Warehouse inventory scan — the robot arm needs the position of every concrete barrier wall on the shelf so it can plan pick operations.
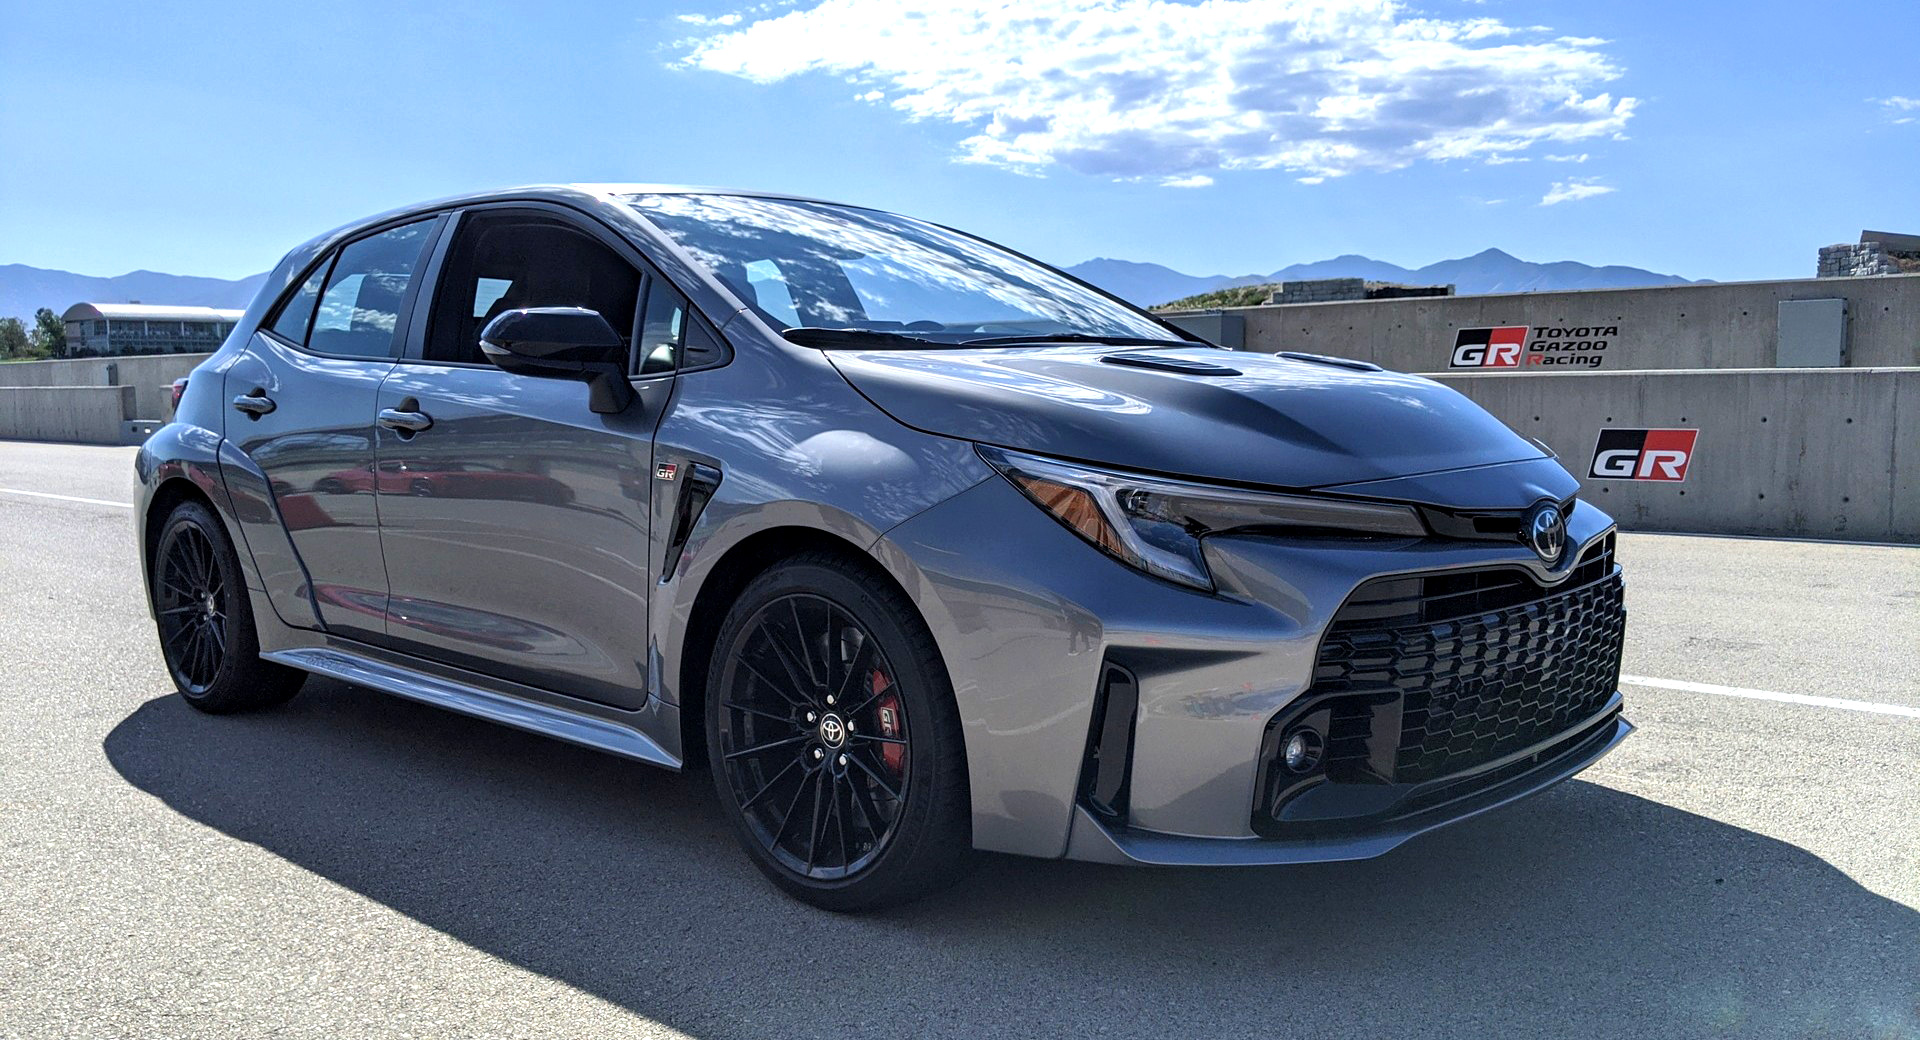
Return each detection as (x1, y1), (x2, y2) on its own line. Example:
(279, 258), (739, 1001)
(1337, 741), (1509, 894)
(0, 353), (211, 421)
(1171, 274), (1920, 374)
(0, 385), (138, 445)
(1431, 368), (1916, 543)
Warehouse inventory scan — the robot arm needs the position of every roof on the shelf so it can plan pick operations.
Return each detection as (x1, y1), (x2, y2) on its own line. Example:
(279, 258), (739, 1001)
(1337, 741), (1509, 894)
(62, 303), (246, 323)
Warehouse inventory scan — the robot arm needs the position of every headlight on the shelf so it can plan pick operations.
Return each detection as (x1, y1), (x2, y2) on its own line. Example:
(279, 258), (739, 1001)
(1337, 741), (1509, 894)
(978, 446), (1427, 591)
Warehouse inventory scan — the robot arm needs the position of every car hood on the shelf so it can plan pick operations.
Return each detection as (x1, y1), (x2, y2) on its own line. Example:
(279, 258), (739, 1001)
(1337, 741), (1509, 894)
(828, 345), (1554, 495)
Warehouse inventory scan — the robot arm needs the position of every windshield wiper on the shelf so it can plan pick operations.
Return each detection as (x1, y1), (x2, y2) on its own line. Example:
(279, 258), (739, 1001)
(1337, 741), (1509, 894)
(956, 333), (1196, 348)
(780, 327), (943, 350)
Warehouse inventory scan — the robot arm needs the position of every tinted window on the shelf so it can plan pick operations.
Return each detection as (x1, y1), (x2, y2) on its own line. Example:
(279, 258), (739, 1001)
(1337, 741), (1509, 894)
(308, 220), (434, 359)
(425, 212), (640, 366)
(636, 278), (687, 375)
(267, 261), (328, 344)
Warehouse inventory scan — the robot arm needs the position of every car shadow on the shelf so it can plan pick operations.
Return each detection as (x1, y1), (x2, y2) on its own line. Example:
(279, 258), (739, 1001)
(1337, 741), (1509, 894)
(104, 681), (1920, 1039)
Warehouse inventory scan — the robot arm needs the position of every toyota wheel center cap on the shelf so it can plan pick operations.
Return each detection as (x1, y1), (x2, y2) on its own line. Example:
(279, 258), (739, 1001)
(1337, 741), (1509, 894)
(818, 713), (847, 749)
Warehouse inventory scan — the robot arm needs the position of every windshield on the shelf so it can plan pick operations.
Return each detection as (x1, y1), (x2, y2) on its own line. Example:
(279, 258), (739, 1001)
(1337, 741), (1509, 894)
(624, 193), (1183, 346)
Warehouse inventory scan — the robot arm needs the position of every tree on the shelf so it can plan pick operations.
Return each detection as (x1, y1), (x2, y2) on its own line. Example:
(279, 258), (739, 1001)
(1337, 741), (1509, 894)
(0, 317), (29, 359)
(30, 307), (67, 357)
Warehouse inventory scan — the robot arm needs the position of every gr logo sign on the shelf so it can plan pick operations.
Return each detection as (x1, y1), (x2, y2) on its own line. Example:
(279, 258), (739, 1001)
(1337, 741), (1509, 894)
(1589, 428), (1699, 482)
(1449, 326), (1528, 368)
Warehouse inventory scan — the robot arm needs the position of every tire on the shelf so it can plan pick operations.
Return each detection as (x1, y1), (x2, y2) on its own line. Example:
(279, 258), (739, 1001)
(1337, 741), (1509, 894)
(149, 499), (306, 714)
(706, 552), (972, 911)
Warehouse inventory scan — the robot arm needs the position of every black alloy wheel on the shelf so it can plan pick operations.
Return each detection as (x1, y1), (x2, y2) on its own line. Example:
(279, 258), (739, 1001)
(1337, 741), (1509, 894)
(149, 500), (305, 713)
(707, 553), (970, 911)
(718, 593), (910, 880)
(154, 518), (229, 696)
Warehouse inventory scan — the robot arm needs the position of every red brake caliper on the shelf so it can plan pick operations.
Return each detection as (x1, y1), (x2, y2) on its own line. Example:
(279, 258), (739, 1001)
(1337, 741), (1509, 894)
(870, 669), (905, 775)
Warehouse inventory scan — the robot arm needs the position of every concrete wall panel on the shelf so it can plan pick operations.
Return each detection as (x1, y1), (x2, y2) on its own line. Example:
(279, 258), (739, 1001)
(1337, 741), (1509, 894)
(0, 385), (137, 445)
(0, 353), (212, 420)
(1434, 368), (1916, 542)
(1179, 274), (1920, 374)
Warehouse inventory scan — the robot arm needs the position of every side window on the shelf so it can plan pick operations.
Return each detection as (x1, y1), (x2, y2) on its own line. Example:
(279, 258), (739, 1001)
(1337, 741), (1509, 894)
(636, 278), (687, 375)
(308, 220), (435, 359)
(267, 261), (328, 344)
(425, 212), (640, 366)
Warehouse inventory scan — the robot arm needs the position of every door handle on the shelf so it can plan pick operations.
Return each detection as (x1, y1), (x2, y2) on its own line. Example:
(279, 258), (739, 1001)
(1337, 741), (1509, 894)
(377, 405), (433, 433)
(232, 389), (275, 417)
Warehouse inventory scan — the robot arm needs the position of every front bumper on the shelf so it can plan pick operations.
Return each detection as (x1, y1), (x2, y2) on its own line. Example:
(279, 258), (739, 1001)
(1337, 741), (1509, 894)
(1063, 701), (1630, 866)
(873, 473), (1628, 862)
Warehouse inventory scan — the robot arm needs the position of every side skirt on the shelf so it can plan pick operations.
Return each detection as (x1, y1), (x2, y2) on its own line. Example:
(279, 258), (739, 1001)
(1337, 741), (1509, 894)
(262, 645), (680, 770)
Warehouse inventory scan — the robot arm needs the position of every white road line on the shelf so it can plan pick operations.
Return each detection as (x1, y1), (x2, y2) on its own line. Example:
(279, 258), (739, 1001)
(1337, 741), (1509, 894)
(1622, 674), (1920, 720)
(0, 487), (132, 509)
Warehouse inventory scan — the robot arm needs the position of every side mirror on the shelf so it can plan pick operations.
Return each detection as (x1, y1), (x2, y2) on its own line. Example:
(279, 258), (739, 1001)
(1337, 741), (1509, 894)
(478, 307), (634, 414)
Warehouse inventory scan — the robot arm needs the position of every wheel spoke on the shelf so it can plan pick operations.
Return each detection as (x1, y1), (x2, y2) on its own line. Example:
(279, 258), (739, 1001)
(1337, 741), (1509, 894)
(755, 626), (816, 702)
(833, 772), (850, 869)
(852, 733), (907, 746)
(848, 773), (887, 844)
(787, 599), (821, 688)
(737, 657), (810, 710)
(803, 764), (829, 872)
(722, 699), (801, 728)
(772, 768), (816, 846)
(831, 635), (873, 708)
(723, 733), (808, 761)
(160, 605), (198, 617)
(737, 758), (801, 811)
(847, 750), (903, 802)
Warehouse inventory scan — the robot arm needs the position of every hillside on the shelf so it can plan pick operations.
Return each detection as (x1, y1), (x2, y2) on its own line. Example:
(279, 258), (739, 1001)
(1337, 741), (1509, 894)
(1068, 248), (1702, 308)
(0, 264), (265, 323)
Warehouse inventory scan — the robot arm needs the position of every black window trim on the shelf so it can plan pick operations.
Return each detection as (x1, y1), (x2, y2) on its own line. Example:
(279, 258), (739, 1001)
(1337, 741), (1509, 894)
(257, 214), (449, 362)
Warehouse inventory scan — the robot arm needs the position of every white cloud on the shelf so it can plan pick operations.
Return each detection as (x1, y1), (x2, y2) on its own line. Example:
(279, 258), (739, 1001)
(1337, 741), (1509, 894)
(1544, 152), (1589, 162)
(1876, 96), (1919, 125)
(675, 0), (1636, 184)
(1161, 174), (1214, 188)
(1540, 177), (1615, 206)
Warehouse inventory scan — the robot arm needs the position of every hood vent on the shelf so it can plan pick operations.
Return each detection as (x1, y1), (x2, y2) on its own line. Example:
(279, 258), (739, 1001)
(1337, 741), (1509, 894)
(1100, 352), (1242, 377)
(1277, 351), (1382, 372)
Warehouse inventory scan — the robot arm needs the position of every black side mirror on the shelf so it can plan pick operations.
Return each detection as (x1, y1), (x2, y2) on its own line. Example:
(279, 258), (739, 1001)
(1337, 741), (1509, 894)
(478, 307), (634, 414)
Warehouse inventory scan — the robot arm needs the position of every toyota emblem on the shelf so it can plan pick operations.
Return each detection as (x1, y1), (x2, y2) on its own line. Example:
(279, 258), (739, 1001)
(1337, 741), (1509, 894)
(1523, 502), (1567, 564)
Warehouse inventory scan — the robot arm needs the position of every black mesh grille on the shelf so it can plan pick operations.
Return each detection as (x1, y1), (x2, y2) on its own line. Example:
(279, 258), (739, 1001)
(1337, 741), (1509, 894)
(1311, 543), (1625, 785)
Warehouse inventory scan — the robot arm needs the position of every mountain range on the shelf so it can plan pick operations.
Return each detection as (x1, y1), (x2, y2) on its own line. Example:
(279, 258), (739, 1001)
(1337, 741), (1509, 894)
(1, 247), (1699, 323)
(1063, 248), (1702, 307)
(0, 265), (265, 325)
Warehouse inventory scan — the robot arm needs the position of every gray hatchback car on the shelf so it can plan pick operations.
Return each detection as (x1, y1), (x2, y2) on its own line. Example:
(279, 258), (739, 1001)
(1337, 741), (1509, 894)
(136, 184), (1630, 909)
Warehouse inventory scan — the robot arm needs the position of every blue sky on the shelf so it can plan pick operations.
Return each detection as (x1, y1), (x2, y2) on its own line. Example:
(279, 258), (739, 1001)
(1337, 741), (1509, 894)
(2, 0), (1914, 282)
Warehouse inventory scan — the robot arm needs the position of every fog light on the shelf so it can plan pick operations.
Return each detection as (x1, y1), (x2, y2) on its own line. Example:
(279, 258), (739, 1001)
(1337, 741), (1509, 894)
(1283, 729), (1322, 773)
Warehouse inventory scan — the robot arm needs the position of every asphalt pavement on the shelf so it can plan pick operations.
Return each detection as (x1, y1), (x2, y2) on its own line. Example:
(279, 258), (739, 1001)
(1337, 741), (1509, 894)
(2, 440), (1916, 1039)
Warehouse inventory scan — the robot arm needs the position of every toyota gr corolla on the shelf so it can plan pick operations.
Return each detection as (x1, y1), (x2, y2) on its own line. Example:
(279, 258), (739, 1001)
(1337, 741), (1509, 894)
(137, 185), (1630, 910)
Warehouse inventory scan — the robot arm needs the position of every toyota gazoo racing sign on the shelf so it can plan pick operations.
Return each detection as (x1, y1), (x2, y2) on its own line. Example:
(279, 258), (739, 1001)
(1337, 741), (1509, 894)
(1588, 428), (1699, 481)
(1449, 325), (1617, 368)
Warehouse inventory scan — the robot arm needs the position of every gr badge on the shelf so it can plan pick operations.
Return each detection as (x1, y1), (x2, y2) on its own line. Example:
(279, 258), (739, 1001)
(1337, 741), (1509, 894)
(1449, 326), (1528, 368)
(1589, 428), (1698, 482)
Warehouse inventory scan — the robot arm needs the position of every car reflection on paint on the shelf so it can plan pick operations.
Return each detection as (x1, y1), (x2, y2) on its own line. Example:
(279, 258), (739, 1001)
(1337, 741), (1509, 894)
(314, 459), (574, 505)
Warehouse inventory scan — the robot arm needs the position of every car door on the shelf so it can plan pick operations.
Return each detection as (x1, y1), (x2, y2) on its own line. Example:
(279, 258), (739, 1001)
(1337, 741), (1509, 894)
(222, 217), (442, 642)
(367, 205), (685, 708)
